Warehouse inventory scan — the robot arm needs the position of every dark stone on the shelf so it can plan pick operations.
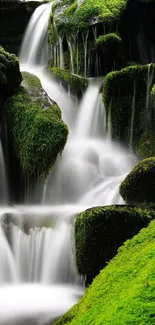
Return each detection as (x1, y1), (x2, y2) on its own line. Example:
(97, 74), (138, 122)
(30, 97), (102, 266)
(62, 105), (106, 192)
(0, 0), (40, 55)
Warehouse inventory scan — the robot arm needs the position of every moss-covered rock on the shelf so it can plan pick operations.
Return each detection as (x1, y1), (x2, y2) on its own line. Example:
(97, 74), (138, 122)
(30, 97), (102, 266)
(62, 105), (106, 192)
(50, 67), (87, 97)
(5, 72), (68, 178)
(120, 157), (155, 205)
(75, 205), (154, 279)
(103, 64), (155, 154)
(49, 0), (128, 76)
(94, 33), (124, 73)
(53, 0), (127, 32)
(54, 218), (155, 325)
(0, 46), (22, 96)
(96, 33), (122, 51)
(137, 132), (155, 158)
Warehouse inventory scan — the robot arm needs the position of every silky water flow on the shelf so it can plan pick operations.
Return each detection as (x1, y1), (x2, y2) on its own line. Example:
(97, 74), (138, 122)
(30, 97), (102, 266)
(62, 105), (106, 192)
(0, 2), (137, 325)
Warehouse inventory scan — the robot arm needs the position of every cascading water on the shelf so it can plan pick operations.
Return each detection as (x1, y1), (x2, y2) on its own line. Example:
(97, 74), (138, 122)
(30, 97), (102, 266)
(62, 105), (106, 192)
(0, 2), (138, 325)
(0, 141), (8, 203)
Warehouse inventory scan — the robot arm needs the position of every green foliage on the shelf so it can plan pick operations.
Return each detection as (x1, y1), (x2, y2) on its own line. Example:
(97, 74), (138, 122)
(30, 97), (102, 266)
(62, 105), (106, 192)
(137, 132), (155, 158)
(75, 205), (154, 277)
(50, 67), (87, 96)
(96, 33), (123, 60)
(120, 157), (155, 205)
(151, 83), (155, 101)
(0, 46), (22, 95)
(96, 33), (121, 47)
(52, 0), (127, 32)
(54, 219), (155, 325)
(5, 73), (68, 178)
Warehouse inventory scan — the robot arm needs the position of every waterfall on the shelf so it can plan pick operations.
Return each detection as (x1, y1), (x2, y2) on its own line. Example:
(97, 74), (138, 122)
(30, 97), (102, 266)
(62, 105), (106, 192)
(20, 3), (52, 69)
(0, 206), (83, 324)
(0, 2), (138, 324)
(83, 30), (89, 77)
(93, 26), (100, 76)
(145, 64), (154, 132)
(129, 84), (136, 150)
(0, 141), (8, 204)
(67, 38), (75, 74)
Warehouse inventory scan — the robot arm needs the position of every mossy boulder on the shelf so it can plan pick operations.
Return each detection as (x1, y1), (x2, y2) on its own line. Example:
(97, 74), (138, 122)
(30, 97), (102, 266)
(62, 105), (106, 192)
(94, 33), (124, 72)
(0, 46), (22, 96)
(5, 72), (68, 178)
(53, 0), (127, 32)
(96, 33), (122, 54)
(50, 67), (87, 97)
(75, 205), (154, 279)
(103, 64), (155, 154)
(120, 157), (155, 205)
(54, 219), (155, 325)
(49, 0), (128, 76)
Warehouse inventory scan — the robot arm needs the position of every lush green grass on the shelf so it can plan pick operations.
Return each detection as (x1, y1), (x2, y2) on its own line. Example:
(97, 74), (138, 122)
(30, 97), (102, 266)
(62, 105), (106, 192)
(54, 219), (155, 325)
(5, 73), (68, 178)
(120, 157), (155, 205)
(75, 205), (154, 278)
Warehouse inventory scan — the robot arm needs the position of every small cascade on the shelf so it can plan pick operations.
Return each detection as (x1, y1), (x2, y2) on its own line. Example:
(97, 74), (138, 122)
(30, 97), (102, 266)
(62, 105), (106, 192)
(0, 225), (17, 284)
(145, 64), (154, 132)
(0, 207), (80, 285)
(67, 37), (75, 74)
(59, 35), (64, 68)
(20, 3), (52, 68)
(83, 30), (89, 77)
(0, 141), (8, 204)
(0, 206), (83, 324)
(107, 99), (112, 141)
(75, 78), (105, 138)
(52, 21), (64, 69)
(129, 84), (136, 150)
(92, 26), (100, 76)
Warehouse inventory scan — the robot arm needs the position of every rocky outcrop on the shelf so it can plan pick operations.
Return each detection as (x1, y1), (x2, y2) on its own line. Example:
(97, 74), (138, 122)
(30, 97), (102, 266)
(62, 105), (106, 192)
(0, 0), (40, 54)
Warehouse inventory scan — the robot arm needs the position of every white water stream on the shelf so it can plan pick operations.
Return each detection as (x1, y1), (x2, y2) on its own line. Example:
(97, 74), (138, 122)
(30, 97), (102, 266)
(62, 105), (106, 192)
(0, 2), (138, 325)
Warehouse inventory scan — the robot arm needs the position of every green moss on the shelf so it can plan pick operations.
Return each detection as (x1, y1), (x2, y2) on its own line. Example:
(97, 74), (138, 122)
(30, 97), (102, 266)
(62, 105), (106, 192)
(137, 132), (155, 158)
(54, 219), (155, 325)
(5, 73), (68, 178)
(96, 33), (121, 47)
(52, 0), (127, 33)
(103, 64), (155, 151)
(151, 83), (155, 101)
(50, 67), (87, 96)
(75, 205), (154, 277)
(0, 46), (22, 95)
(96, 33), (123, 61)
(120, 157), (155, 205)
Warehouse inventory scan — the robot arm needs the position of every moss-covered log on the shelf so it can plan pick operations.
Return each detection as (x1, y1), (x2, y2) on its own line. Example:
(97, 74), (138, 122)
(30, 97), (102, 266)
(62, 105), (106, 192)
(54, 219), (155, 325)
(120, 157), (155, 205)
(75, 205), (154, 279)
(5, 72), (68, 178)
